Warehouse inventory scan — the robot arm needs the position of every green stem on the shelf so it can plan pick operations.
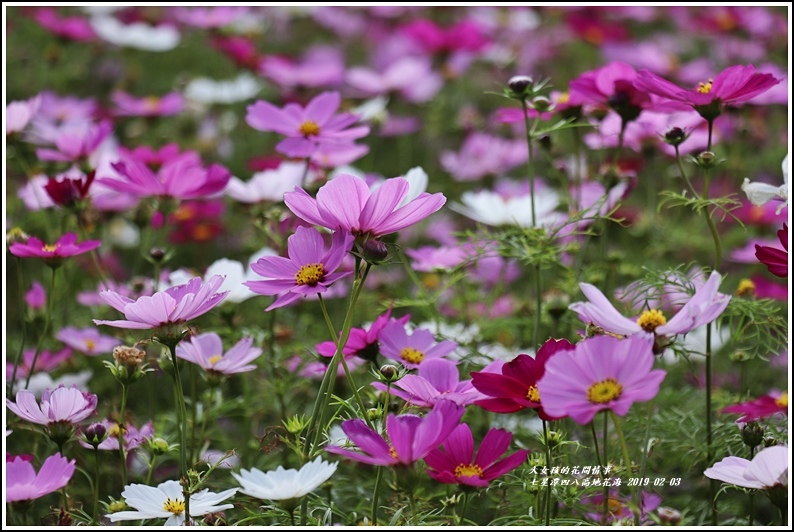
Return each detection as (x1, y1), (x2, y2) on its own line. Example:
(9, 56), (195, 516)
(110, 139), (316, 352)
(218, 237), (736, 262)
(371, 466), (384, 526)
(590, 422), (602, 468)
(118, 383), (129, 487)
(609, 411), (632, 483)
(93, 449), (101, 524)
(9, 257), (28, 395)
(24, 267), (57, 390)
(706, 323), (716, 526)
(602, 412), (609, 525)
(542, 420), (552, 526)
(166, 342), (190, 520)
(145, 451), (157, 486)
(521, 100), (544, 348)
(189, 364), (198, 464)
(458, 490), (470, 526)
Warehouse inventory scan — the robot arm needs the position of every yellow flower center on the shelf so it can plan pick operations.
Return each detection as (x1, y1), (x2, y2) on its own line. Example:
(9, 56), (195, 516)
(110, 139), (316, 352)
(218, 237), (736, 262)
(636, 309), (667, 332)
(527, 385), (540, 402)
(42, 244), (58, 252)
(587, 378), (623, 404)
(295, 263), (326, 286)
(607, 497), (624, 512)
(400, 347), (425, 364)
(163, 497), (185, 516)
(84, 339), (96, 352)
(557, 91), (570, 104)
(144, 96), (161, 112)
(736, 279), (756, 297)
(454, 463), (484, 478)
(696, 79), (713, 94)
(775, 392), (788, 408)
(209, 355), (223, 366)
(298, 120), (321, 137)
(389, 446), (398, 460)
(107, 424), (127, 438)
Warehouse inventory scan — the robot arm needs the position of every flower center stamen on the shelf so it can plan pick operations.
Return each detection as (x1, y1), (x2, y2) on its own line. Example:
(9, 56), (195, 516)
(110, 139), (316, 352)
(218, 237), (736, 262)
(736, 279), (756, 297)
(107, 424), (127, 438)
(636, 309), (667, 332)
(144, 96), (161, 112)
(42, 244), (58, 252)
(388, 446), (398, 460)
(399, 347), (424, 364)
(295, 263), (326, 286)
(209, 355), (223, 366)
(527, 385), (540, 402)
(454, 463), (484, 478)
(163, 497), (185, 516)
(298, 120), (321, 137)
(84, 339), (97, 352)
(697, 79), (713, 94)
(775, 392), (788, 408)
(587, 378), (623, 404)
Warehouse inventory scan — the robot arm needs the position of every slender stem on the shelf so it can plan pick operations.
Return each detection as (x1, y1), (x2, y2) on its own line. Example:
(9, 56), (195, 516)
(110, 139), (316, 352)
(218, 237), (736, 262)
(289, 507), (296, 527)
(24, 267), (57, 389)
(590, 422), (602, 468)
(521, 99), (538, 228)
(602, 412), (609, 524)
(609, 411), (632, 481)
(706, 322), (716, 526)
(118, 383), (129, 487)
(542, 420), (552, 526)
(458, 490), (470, 526)
(145, 452), (157, 486)
(166, 343), (190, 520)
(300, 156), (312, 187)
(371, 466), (384, 526)
(9, 257), (29, 395)
(93, 449), (101, 523)
(189, 364), (198, 464)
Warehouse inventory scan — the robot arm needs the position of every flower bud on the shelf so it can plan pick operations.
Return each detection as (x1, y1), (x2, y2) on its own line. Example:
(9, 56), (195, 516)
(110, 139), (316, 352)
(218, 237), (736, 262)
(106, 499), (127, 513)
(657, 506), (682, 525)
(740, 421), (764, 448)
(696, 151), (717, 169)
(114, 345), (146, 368)
(378, 364), (399, 383)
(663, 127), (688, 147)
(508, 75), (533, 96)
(532, 96), (551, 112)
(149, 247), (167, 262)
(149, 437), (170, 456)
(84, 422), (108, 448)
(6, 227), (30, 246)
(366, 408), (382, 421)
(362, 240), (388, 264)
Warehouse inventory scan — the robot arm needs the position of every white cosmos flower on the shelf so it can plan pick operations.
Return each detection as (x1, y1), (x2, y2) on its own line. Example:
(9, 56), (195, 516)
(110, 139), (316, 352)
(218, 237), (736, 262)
(107, 480), (236, 526)
(741, 154), (789, 214)
(225, 162), (309, 204)
(450, 187), (561, 227)
(91, 16), (180, 51)
(232, 456), (337, 501)
(185, 73), (263, 105)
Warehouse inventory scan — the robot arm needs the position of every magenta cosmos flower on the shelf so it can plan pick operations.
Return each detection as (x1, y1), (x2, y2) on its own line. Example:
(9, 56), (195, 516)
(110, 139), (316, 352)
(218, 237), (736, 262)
(7, 385), (98, 426)
(111, 90), (185, 117)
(36, 120), (112, 163)
(371, 358), (484, 408)
(325, 400), (464, 466)
(285, 173), (446, 239)
(176, 332), (262, 375)
(6, 453), (76, 503)
(634, 64), (781, 120)
(704, 445), (788, 489)
(755, 224), (788, 278)
(9, 232), (101, 268)
(471, 338), (574, 420)
(569, 61), (652, 122)
(93, 276), (228, 336)
(424, 423), (528, 488)
(722, 391), (788, 423)
(537, 334), (666, 425)
(100, 157), (231, 201)
(246, 91), (369, 157)
(379, 321), (458, 370)
(569, 271), (730, 338)
(56, 326), (121, 356)
(244, 226), (353, 311)
(316, 307), (411, 362)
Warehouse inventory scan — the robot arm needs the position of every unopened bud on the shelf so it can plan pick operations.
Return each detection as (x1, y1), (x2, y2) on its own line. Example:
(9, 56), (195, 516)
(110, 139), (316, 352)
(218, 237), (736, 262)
(740, 421), (764, 448)
(84, 423), (108, 448)
(6, 227), (30, 246)
(663, 127), (688, 147)
(149, 437), (170, 455)
(379, 364), (399, 383)
(366, 408), (381, 421)
(508, 75), (533, 95)
(362, 240), (388, 264)
(657, 506), (682, 525)
(113, 345), (146, 368)
(149, 247), (167, 262)
(532, 96), (551, 112)
(107, 499), (127, 513)
(696, 151), (717, 168)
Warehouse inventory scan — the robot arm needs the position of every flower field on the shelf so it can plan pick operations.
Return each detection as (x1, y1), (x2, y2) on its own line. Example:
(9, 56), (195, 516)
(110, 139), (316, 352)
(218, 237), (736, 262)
(4, 5), (790, 528)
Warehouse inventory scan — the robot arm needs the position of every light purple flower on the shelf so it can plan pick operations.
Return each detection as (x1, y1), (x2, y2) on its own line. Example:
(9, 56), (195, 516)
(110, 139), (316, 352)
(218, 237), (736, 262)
(406, 245), (467, 272)
(704, 445), (788, 489)
(93, 275), (229, 332)
(440, 132), (527, 182)
(260, 46), (345, 89)
(569, 271), (730, 337)
(6, 347), (72, 379)
(6, 453), (76, 503)
(347, 56), (442, 103)
(79, 420), (154, 452)
(537, 334), (666, 425)
(245, 227), (353, 311)
(35, 120), (112, 163)
(56, 326), (121, 356)
(225, 162), (309, 204)
(176, 333), (262, 375)
(324, 400), (465, 466)
(246, 91), (369, 158)
(284, 173), (446, 238)
(6, 95), (41, 135)
(7, 385), (98, 426)
(316, 307), (411, 361)
(170, 6), (249, 29)
(24, 281), (46, 310)
(379, 321), (458, 370)
(111, 90), (185, 117)
(372, 358), (484, 407)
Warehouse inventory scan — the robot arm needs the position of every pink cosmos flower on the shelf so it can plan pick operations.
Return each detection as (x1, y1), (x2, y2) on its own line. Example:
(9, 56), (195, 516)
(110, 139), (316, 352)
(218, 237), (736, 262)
(176, 333), (262, 375)
(752, 275), (787, 301)
(44, 169), (95, 209)
(260, 46), (345, 90)
(245, 227), (353, 312)
(570, 61), (653, 122)
(111, 90), (185, 117)
(569, 271), (730, 337)
(246, 91), (369, 158)
(471, 338), (574, 420)
(78, 420), (154, 452)
(440, 132), (527, 182)
(35, 120), (112, 163)
(400, 18), (490, 54)
(379, 321), (458, 370)
(9, 232), (101, 267)
(634, 64), (781, 120)
(24, 281), (46, 310)
(93, 275), (229, 332)
(6, 95), (41, 135)
(755, 224), (787, 278)
(55, 326), (121, 356)
(6, 453), (76, 503)
(316, 308), (411, 362)
(704, 445), (788, 489)
(406, 245), (467, 272)
(347, 56), (442, 103)
(6, 347), (72, 379)
(372, 358), (484, 408)
(722, 391), (788, 423)
(225, 161), (309, 204)
(7, 385), (98, 426)
(581, 490), (662, 525)
(537, 334), (666, 425)
(170, 6), (249, 28)
(424, 423), (529, 487)
(28, 7), (96, 41)
(284, 173), (446, 239)
(324, 400), (465, 466)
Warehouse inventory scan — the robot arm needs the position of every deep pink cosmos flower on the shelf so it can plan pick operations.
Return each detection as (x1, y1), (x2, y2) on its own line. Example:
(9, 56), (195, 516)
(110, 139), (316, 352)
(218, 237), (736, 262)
(6, 453), (76, 503)
(93, 275), (229, 333)
(424, 423), (529, 488)
(316, 308), (411, 362)
(35, 120), (112, 163)
(28, 7), (96, 42)
(260, 46), (345, 90)
(634, 64), (781, 120)
(755, 224), (788, 277)
(244, 227), (353, 311)
(722, 391), (788, 423)
(78, 420), (154, 452)
(372, 358), (484, 408)
(570, 61), (653, 122)
(471, 338), (574, 420)
(111, 90), (185, 118)
(379, 321), (458, 370)
(704, 445), (788, 489)
(44, 169), (95, 209)
(246, 91), (369, 158)
(6, 347), (72, 379)
(569, 271), (730, 337)
(400, 18), (490, 54)
(99, 157), (231, 201)
(7, 385), (98, 426)
(284, 173), (446, 239)
(176, 333), (262, 375)
(537, 334), (666, 425)
(55, 326), (121, 356)
(9, 232), (101, 268)
(325, 400), (464, 466)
